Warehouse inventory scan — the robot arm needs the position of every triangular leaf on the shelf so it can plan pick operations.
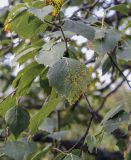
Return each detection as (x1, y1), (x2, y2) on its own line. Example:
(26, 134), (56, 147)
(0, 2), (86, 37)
(63, 20), (95, 40)
(29, 6), (53, 21)
(47, 58), (90, 104)
(93, 29), (120, 55)
(36, 42), (66, 67)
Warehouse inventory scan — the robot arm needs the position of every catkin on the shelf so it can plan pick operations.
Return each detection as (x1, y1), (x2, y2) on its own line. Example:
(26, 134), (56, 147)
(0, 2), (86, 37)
(45, 0), (63, 16)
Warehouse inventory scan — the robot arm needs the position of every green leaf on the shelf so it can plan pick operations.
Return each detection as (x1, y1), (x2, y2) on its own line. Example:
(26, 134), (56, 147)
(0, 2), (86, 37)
(9, 9), (52, 38)
(54, 153), (65, 160)
(12, 62), (38, 87)
(64, 154), (80, 160)
(16, 63), (44, 96)
(102, 105), (124, 122)
(3, 141), (36, 160)
(5, 106), (30, 137)
(38, 118), (55, 133)
(116, 139), (126, 152)
(93, 29), (120, 55)
(47, 58), (90, 104)
(102, 56), (112, 75)
(69, 0), (83, 6)
(108, 4), (129, 16)
(63, 20), (95, 40)
(40, 68), (52, 95)
(36, 42), (66, 67)
(45, 31), (75, 39)
(0, 94), (16, 116)
(86, 135), (96, 153)
(101, 105), (130, 133)
(29, 6), (53, 21)
(95, 29), (106, 39)
(29, 89), (61, 132)
(31, 0), (45, 8)
(41, 40), (56, 50)
(13, 38), (43, 56)
(17, 51), (38, 65)
(7, 3), (27, 20)
(117, 40), (131, 61)
(102, 114), (129, 133)
(14, 47), (40, 65)
(26, 144), (51, 160)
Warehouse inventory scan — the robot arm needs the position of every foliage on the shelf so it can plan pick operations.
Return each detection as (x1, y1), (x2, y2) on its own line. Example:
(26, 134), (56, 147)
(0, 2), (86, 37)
(0, 0), (131, 160)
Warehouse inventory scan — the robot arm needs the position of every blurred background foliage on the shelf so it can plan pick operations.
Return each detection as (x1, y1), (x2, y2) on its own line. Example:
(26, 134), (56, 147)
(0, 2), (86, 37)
(0, 0), (131, 160)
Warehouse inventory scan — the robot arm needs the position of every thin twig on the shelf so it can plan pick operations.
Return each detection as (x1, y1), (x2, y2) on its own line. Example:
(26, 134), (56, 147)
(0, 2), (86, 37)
(44, 19), (69, 57)
(79, 116), (93, 156)
(68, 94), (96, 153)
(68, 115), (93, 154)
(53, 147), (66, 155)
(59, 26), (69, 56)
(44, 19), (61, 28)
(84, 94), (97, 120)
(84, 56), (96, 65)
(70, 0), (99, 18)
(107, 53), (131, 89)
(57, 13), (68, 55)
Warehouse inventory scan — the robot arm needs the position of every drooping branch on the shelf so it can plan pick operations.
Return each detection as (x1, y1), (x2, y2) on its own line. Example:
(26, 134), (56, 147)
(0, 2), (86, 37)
(32, 133), (124, 160)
